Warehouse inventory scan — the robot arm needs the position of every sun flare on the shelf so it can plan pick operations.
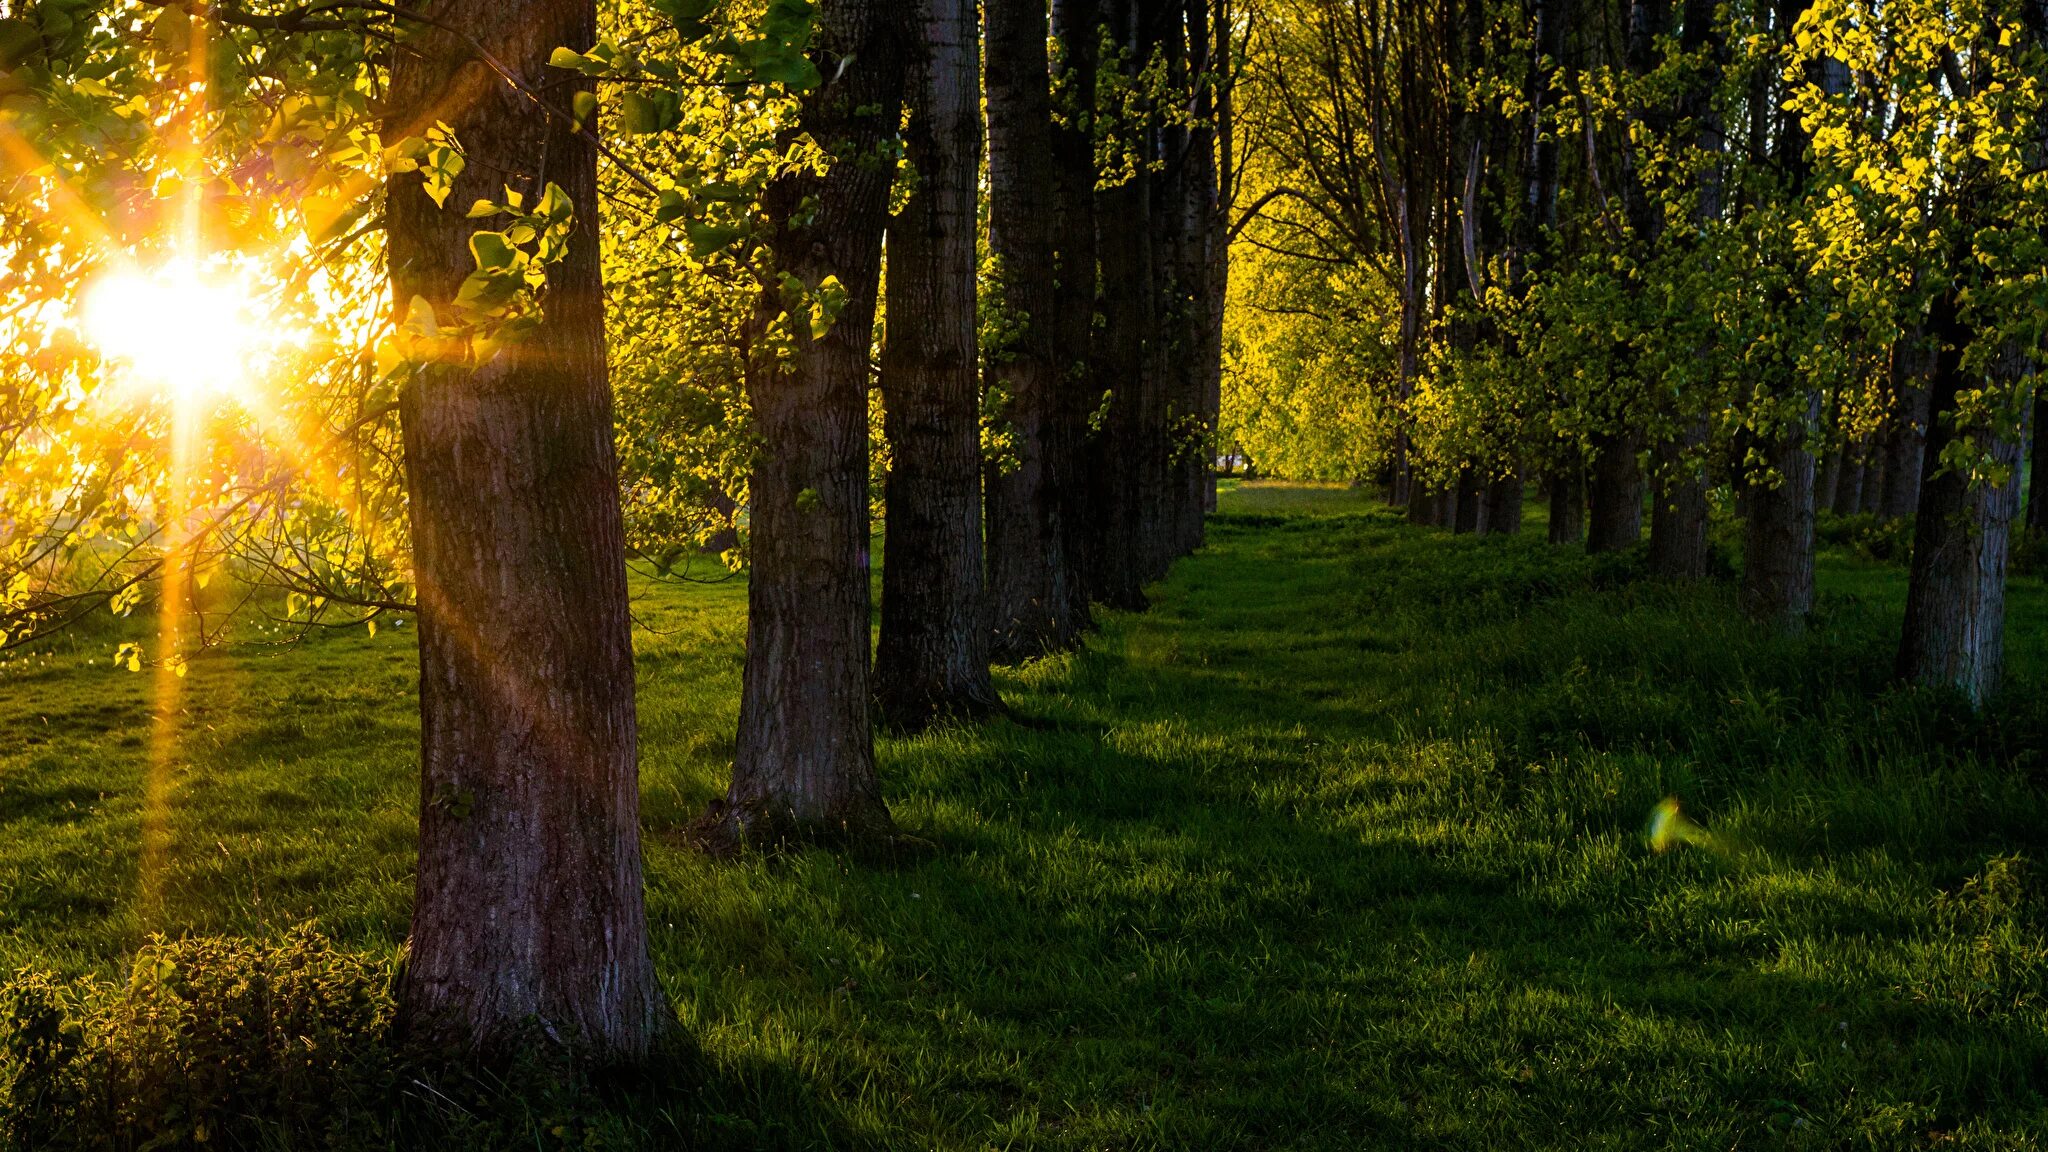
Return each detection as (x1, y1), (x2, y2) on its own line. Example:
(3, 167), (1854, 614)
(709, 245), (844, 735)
(81, 257), (270, 404)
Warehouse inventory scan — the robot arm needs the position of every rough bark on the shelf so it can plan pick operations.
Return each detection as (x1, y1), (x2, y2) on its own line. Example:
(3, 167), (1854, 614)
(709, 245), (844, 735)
(1740, 393), (1820, 629)
(1548, 466), (1585, 545)
(714, 0), (907, 846)
(1587, 430), (1645, 552)
(1897, 308), (2028, 705)
(384, 0), (664, 1058)
(878, 0), (995, 725)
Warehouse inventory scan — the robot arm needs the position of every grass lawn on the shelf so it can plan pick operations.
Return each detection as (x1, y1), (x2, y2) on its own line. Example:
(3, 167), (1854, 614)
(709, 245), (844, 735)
(2, 480), (2046, 1148)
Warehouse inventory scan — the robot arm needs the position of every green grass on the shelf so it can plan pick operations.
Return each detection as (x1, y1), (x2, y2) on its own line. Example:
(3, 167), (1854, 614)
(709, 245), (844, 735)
(3, 480), (2047, 1148)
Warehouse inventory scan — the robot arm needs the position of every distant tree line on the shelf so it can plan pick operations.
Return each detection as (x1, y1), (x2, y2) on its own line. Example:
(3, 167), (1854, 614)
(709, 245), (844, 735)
(1227, 0), (2048, 705)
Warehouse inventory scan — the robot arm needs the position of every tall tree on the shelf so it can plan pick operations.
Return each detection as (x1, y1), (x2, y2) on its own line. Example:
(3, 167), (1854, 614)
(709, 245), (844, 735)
(1645, 0), (1724, 580)
(878, 0), (996, 724)
(1739, 0), (1825, 628)
(384, 0), (665, 1056)
(1051, 0), (1103, 628)
(986, 0), (1084, 656)
(708, 0), (908, 844)
(1090, 0), (1157, 609)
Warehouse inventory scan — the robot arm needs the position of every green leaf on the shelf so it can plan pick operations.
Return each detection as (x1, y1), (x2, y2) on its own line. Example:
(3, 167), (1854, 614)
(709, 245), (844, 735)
(468, 231), (520, 271)
(454, 268), (524, 315)
(651, 0), (719, 39)
(464, 199), (502, 219)
(570, 90), (597, 128)
(654, 188), (690, 222)
(686, 221), (747, 257)
(620, 89), (681, 134)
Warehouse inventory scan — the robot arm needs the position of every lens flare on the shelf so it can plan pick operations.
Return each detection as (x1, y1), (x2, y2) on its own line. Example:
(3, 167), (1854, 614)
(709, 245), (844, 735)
(81, 257), (268, 404)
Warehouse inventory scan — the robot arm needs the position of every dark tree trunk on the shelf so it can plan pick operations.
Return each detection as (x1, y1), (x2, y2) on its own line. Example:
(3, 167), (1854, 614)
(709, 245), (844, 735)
(1832, 444), (1864, 516)
(1200, 0), (1231, 517)
(1548, 466), (1585, 545)
(1408, 480), (1441, 527)
(2027, 391), (2048, 536)
(985, 0), (1079, 661)
(1090, 0), (1154, 610)
(1454, 468), (1485, 534)
(1050, 0), (1101, 630)
(1898, 303), (2028, 706)
(878, 0), (995, 725)
(1818, 446), (1842, 511)
(1179, 0), (1223, 553)
(1587, 430), (1645, 552)
(715, 0), (907, 845)
(384, 0), (664, 1057)
(1882, 330), (1933, 520)
(1740, 393), (1819, 628)
(1146, 3), (1192, 581)
(1859, 437), (1889, 515)
(1484, 472), (1524, 535)
(1648, 419), (1710, 579)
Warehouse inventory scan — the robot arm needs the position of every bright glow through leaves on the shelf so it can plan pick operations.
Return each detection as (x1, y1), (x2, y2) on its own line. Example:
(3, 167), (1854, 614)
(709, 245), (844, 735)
(81, 257), (271, 405)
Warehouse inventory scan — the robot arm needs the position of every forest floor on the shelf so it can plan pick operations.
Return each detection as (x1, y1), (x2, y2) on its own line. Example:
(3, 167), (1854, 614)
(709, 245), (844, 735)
(2, 482), (2046, 1149)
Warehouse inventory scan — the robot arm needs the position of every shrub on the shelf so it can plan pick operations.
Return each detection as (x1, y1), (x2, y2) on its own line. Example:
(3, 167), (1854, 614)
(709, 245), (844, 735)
(1815, 511), (1916, 563)
(0, 925), (399, 1151)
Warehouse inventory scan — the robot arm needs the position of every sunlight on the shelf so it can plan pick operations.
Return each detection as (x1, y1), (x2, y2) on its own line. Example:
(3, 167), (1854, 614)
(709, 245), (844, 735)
(81, 256), (269, 405)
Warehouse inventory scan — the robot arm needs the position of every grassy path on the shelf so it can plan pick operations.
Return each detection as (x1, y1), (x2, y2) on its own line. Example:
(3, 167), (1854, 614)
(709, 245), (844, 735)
(1, 483), (2045, 1148)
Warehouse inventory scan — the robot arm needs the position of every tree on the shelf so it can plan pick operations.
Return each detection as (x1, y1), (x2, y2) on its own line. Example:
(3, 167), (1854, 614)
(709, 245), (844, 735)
(708, 0), (908, 844)
(986, 0), (1083, 658)
(1738, 0), (1828, 629)
(878, 0), (997, 724)
(1793, 0), (2048, 700)
(384, 0), (665, 1056)
(1090, 0), (1159, 609)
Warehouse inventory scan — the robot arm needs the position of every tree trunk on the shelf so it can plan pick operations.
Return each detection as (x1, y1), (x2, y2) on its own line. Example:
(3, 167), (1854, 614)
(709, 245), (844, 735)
(1548, 466), (1585, 545)
(1484, 472), (1524, 535)
(1050, 0), (1100, 631)
(1090, 0), (1153, 610)
(1200, 0), (1230, 518)
(985, 0), (1076, 663)
(1898, 306), (2028, 706)
(1818, 446), (1842, 511)
(1648, 419), (1710, 579)
(714, 0), (907, 846)
(1859, 436), (1889, 515)
(1882, 330), (1933, 520)
(878, 0), (995, 725)
(1587, 430), (1644, 552)
(1740, 393), (1819, 629)
(1832, 443), (1864, 516)
(2027, 391), (2048, 536)
(385, 0), (664, 1058)
(1454, 467), (1484, 534)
